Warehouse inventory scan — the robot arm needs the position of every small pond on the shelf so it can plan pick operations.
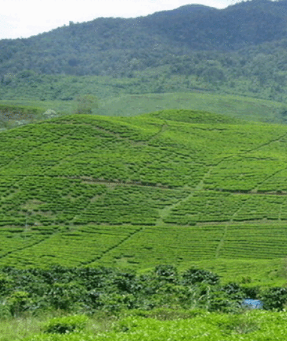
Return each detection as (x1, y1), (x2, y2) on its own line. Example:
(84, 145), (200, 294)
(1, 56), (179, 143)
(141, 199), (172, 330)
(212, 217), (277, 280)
(242, 299), (263, 309)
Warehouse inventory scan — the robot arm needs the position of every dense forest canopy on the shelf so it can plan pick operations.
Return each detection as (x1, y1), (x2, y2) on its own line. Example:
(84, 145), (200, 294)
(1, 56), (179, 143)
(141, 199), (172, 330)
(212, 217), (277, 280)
(0, 0), (287, 76)
(0, 0), (287, 106)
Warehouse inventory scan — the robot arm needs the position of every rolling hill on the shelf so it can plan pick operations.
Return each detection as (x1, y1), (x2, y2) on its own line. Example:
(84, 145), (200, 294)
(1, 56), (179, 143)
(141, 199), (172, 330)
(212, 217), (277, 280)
(1, 109), (287, 284)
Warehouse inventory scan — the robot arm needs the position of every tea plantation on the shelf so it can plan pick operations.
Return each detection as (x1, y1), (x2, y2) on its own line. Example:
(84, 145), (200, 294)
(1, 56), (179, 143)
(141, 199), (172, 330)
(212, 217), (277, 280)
(1, 109), (287, 282)
(2, 109), (287, 340)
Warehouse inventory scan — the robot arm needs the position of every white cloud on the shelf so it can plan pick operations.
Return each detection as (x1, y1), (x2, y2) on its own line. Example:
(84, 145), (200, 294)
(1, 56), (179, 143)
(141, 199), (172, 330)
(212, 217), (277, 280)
(0, 0), (233, 40)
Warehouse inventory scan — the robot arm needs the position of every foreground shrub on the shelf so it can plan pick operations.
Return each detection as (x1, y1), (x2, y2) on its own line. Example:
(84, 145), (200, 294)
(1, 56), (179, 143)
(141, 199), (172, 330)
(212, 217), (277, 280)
(42, 315), (89, 334)
(260, 287), (287, 310)
(154, 265), (178, 283)
(182, 267), (219, 285)
(7, 291), (32, 317)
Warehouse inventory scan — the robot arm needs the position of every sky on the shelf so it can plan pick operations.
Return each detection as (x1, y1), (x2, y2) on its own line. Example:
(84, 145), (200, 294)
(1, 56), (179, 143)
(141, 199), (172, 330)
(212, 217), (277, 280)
(0, 0), (237, 40)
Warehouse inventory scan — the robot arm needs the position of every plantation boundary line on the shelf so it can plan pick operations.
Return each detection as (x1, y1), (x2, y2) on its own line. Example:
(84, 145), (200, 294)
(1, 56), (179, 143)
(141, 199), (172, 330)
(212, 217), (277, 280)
(91, 120), (171, 147)
(215, 196), (253, 258)
(217, 190), (287, 196)
(279, 202), (283, 221)
(147, 122), (169, 143)
(70, 187), (109, 225)
(196, 220), (286, 226)
(0, 227), (62, 261)
(215, 223), (228, 258)
(81, 227), (143, 266)
(4, 174), (287, 195)
(79, 177), (174, 189)
(202, 131), (287, 186)
(158, 167), (213, 225)
(0, 174), (184, 190)
(254, 166), (287, 192)
(53, 120), (165, 147)
(244, 132), (287, 154)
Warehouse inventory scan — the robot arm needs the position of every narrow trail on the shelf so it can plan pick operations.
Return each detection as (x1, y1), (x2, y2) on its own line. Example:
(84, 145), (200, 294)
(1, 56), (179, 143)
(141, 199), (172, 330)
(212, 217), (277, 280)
(42, 121), (170, 173)
(157, 167), (213, 225)
(215, 224), (228, 259)
(279, 203), (283, 221)
(78, 176), (174, 190)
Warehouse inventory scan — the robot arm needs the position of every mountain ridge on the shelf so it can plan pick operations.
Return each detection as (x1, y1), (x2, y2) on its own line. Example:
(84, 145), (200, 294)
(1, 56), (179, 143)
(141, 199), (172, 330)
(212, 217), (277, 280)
(1, 0), (287, 77)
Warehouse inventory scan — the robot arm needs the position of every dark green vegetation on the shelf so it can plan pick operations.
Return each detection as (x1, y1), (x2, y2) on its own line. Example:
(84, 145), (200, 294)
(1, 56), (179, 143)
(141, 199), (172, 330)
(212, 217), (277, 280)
(0, 103), (52, 131)
(1, 110), (287, 284)
(0, 265), (242, 317)
(1, 265), (287, 341)
(1, 0), (287, 106)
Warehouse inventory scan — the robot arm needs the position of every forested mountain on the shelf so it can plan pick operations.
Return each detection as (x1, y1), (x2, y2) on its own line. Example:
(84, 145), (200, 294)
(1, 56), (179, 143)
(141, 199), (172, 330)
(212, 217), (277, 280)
(1, 0), (287, 76)
(1, 0), (287, 104)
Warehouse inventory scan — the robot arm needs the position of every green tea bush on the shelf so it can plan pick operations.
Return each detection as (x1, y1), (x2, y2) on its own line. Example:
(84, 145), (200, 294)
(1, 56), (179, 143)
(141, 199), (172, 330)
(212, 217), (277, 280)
(42, 315), (88, 334)
(218, 314), (260, 335)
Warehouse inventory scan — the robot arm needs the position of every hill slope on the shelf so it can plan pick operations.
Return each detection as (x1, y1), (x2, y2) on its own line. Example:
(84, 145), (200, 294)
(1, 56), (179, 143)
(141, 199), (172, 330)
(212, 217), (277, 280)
(1, 110), (287, 282)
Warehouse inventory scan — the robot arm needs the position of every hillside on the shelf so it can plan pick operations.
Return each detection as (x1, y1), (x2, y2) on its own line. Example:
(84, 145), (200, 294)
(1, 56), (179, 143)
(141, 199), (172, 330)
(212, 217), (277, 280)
(2, 90), (287, 132)
(1, 0), (287, 105)
(1, 109), (287, 283)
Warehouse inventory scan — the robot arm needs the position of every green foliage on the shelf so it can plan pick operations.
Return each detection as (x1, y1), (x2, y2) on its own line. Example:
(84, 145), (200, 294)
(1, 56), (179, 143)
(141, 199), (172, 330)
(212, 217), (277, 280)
(2, 264), (281, 322)
(74, 94), (99, 115)
(2, 1), (287, 107)
(16, 309), (287, 340)
(154, 265), (178, 283)
(42, 315), (88, 334)
(6, 291), (32, 317)
(182, 268), (219, 285)
(260, 287), (287, 310)
(0, 265), (249, 317)
(0, 103), (45, 130)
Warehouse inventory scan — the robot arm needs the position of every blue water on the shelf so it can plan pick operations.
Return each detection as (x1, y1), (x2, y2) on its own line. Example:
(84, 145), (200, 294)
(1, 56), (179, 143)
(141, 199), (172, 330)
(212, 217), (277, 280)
(242, 299), (263, 309)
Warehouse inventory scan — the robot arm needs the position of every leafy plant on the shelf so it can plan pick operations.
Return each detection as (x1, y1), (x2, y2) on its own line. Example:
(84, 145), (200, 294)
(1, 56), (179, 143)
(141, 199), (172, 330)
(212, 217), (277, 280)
(7, 291), (32, 317)
(154, 265), (178, 283)
(260, 287), (287, 310)
(74, 94), (99, 115)
(182, 267), (219, 285)
(42, 315), (88, 334)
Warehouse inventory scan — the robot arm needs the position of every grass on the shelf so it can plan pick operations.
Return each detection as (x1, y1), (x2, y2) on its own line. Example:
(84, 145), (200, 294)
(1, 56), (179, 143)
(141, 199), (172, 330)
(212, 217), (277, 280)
(0, 311), (114, 341)
(7, 310), (287, 341)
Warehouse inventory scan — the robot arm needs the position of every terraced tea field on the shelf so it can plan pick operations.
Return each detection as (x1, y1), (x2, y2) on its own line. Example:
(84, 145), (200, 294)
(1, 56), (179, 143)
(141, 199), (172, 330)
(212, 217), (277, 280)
(1, 109), (287, 282)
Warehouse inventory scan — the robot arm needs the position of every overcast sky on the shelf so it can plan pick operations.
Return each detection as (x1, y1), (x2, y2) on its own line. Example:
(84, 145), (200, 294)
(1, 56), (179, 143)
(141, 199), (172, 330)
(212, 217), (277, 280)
(0, 0), (238, 40)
